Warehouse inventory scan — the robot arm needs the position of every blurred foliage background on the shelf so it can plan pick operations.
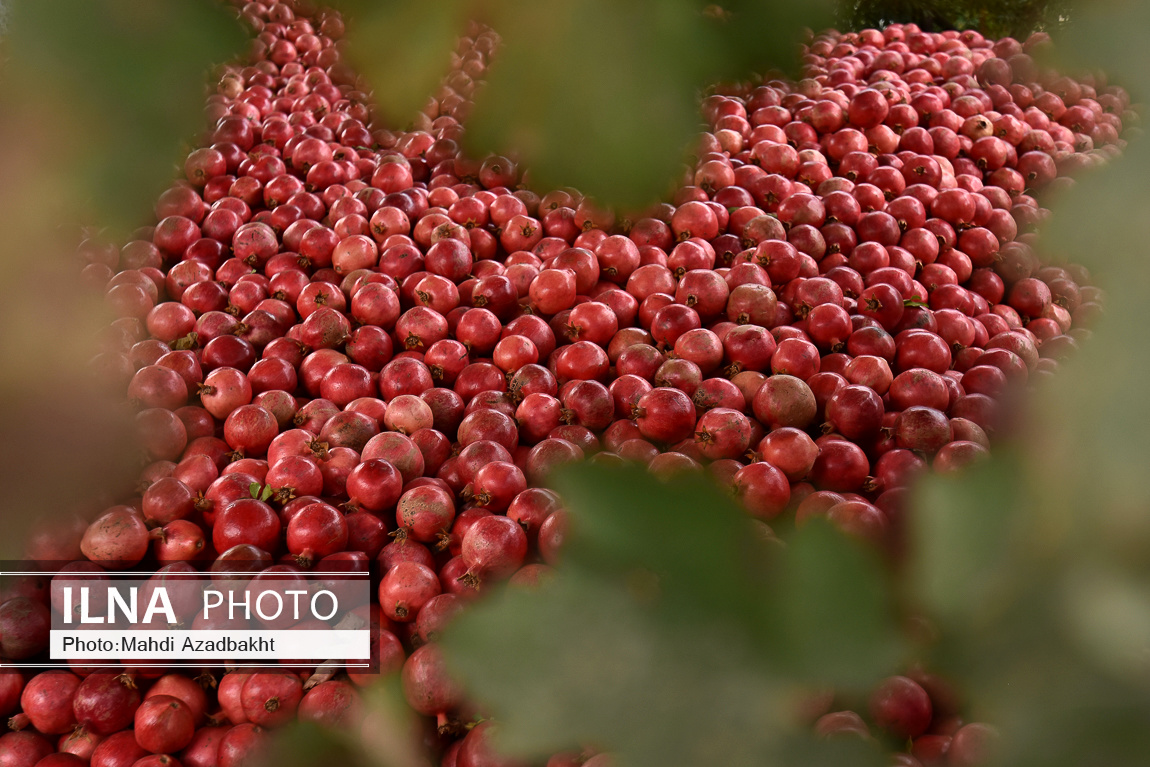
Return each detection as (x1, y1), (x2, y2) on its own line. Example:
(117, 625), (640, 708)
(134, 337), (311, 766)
(2, 0), (1150, 765)
(0, 0), (246, 558)
(839, 0), (1077, 37)
(336, 0), (838, 208)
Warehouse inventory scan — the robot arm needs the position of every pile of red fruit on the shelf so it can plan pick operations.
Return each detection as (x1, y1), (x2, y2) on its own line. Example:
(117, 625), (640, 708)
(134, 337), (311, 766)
(0, 1), (1130, 765)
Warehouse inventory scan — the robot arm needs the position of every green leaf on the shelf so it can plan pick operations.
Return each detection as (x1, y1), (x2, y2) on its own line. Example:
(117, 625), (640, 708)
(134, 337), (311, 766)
(548, 463), (774, 637)
(1, 0), (247, 234)
(1059, 562), (1150, 682)
(903, 299), (929, 308)
(261, 485), (274, 502)
(254, 679), (429, 767)
(443, 574), (800, 766)
(767, 520), (904, 687)
(337, 0), (470, 128)
(462, 0), (830, 210)
(252, 722), (363, 767)
(902, 21), (1150, 755)
(354, 679), (433, 767)
(171, 332), (199, 351)
(462, 0), (701, 209)
(249, 483), (262, 500)
(909, 454), (1024, 625)
(1049, 1), (1150, 103)
(442, 464), (896, 766)
(699, 0), (836, 82)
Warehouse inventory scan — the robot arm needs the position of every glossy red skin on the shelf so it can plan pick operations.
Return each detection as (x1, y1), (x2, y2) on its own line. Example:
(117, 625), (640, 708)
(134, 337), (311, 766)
(461, 516), (528, 580)
(72, 673), (142, 735)
(240, 673), (303, 729)
(134, 695), (195, 754)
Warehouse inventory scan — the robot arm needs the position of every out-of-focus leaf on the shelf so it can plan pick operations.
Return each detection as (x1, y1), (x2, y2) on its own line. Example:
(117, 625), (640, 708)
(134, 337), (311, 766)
(338, 0), (469, 128)
(443, 464), (895, 766)
(768, 521), (903, 686)
(1060, 562), (1150, 682)
(0, 0), (244, 556)
(1050, 0), (1150, 100)
(463, 0), (702, 209)
(445, 573), (807, 766)
(254, 722), (364, 767)
(1042, 142), (1150, 283)
(910, 454), (1024, 623)
(775, 733), (886, 767)
(2, 0), (246, 232)
(549, 463), (772, 636)
(255, 681), (434, 767)
(464, 0), (830, 209)
(1028, 144), (1150, 573)
(355, 678), (435, 767)
(706, 0), (835, 81)
(905, 6), (1150, 763)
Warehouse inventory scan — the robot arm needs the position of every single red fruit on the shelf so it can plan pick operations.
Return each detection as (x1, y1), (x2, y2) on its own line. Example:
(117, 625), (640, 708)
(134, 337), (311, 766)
(632, 388), (696, 444)
(19, 671), (81, 735)
(461, 516), (528, 583)
(240, 673), (303, 729)
(72, 673), (141, 735)
(133, 695), (195, 754)
(869, 675), (933, 740)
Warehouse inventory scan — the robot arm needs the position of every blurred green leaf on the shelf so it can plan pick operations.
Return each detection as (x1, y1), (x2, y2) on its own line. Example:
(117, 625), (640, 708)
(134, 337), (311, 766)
(904, 5), (1150, 761)
(463, 0), (831, 209)
(445, 573), (814, 766)
(255, 722), (365, 767)
(769, 521), (903, 686)
(338, 0), (469, 128)
(1049, 0), (1150, 98)
(707, 0), (836, 81)
(0, 0), (239, 548)
(1060, 561), (1150, 682)
(254, 680), (433, 767)
(1043, 143), (1150, 285)
(354, 679), (434, 767)
(910, 455), (1024, 624)
(2, 0), (246, 233)
(443, 464), (897, 766)
(549, 463), (773, 636)
(463, 0), (701, 209)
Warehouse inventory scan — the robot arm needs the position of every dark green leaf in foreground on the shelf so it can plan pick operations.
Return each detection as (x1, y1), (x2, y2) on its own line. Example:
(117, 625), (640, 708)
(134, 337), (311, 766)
(548, 462), (773, 634)
(462, 0), (832, 209)
(2, 0), (246, 233)
(0, 0), (244, 553)
(769, 521), (903, 686)
(254, 722), (364, 767)
(354, 679), (433, 767)
(255, 681), (429, 767)
(337, 0), (470, 128)
(1047, 0), (1150, 102)
(442, 463), (898, 766)
(910, 453), (1025, 625)
(705, 0), (836, 82)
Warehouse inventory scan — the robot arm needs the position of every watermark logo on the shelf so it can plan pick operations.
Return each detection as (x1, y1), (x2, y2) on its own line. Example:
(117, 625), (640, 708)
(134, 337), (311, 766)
(1, 567), (375, 670)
